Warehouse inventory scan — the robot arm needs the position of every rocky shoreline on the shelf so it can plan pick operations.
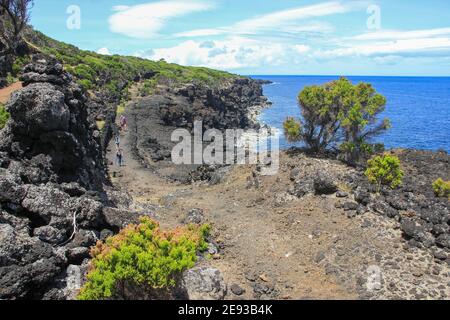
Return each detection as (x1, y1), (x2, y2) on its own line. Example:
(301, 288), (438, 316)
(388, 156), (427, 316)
(0, 56), (449, 300)
(126, 77), (271, 183)
(0, 57), (145, 299)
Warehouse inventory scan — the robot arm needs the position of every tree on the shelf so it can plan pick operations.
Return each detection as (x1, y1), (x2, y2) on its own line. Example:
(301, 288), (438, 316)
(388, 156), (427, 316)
(283, 77), (390, 164)
(0, 0), (33, 54)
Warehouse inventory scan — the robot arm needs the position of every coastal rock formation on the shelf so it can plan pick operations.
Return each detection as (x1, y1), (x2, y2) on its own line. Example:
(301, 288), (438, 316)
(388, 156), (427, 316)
(159, 78), (268, 130)
(348, 150), (450, 251)
(0, 56), (135, 299)
(128, 78), (269, 182)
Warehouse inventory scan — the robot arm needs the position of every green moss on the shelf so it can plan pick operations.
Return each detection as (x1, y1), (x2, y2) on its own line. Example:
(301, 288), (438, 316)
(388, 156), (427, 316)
(0, 103), (10, 129)
(77, 217), (210, 300)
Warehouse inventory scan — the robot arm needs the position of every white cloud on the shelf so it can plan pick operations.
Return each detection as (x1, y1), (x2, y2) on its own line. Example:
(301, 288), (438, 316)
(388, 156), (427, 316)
(294, 44), (311, 54)
(351, 27), (450, 41)
(176, 28), (227, 37)
(112, 5), (130, 12)
(109, 1), (214, 39)
(316, 37), (450, 58)
(97, 47), (112, 55)
(138, 37), (311, 70)
(175, 1), (359, 38)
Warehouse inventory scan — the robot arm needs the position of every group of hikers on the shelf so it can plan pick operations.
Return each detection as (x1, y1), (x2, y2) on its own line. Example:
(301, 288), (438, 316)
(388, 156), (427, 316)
(114, 115), (128, 167)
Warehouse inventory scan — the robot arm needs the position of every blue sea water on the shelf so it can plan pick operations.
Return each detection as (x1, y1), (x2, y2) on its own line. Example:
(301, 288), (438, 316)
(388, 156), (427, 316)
(251, 75), (450, 153)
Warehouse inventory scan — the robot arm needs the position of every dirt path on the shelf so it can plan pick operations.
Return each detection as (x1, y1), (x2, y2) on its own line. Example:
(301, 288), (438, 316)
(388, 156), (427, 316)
(107, 132), (358, 299)
(106, 92), (450, 300)
(0, 82), (22, 104)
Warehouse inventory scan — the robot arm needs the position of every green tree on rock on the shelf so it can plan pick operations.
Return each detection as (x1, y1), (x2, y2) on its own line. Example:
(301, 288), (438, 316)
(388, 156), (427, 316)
(284, 77), (390, 164)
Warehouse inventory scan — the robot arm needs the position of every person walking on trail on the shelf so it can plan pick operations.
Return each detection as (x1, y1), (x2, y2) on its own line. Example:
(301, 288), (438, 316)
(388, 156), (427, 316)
(120, 115), (128, 132)
(114, 135), (120, 151)
(116, 149), (124, 167)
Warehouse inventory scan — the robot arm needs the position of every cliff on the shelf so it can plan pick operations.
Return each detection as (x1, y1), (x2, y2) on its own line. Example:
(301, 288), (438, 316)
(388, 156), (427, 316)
(0, 56), (145, 299)
(127, 77), (268, 183)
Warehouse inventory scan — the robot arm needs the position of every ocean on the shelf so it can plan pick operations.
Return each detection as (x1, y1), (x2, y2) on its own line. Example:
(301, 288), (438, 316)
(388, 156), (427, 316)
(251, 75), (450, 153)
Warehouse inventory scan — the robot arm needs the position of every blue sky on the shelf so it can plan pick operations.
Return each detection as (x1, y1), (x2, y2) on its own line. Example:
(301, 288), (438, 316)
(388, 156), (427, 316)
(30, 0), (450, 76)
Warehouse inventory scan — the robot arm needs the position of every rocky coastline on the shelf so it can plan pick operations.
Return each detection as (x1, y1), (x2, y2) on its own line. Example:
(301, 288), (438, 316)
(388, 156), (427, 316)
(0, 57), (144, 299)
(126, 76), (271, 183)
(0, 55), (449, 300)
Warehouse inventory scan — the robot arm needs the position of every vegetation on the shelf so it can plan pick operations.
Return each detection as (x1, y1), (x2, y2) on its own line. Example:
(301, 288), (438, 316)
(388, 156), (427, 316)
(0, 0), (33, 55)
(95, 120), (105, 131)
(365, 154), (404, 192)
(283, 117), (302, 143)
(116, 103), (125, 116)
(432, 178), (450, 199)
(77, 217), (210, 300)
(283, 77), (390, 164)
(0, 102), (9, 129)
(26, 31), (236, 102)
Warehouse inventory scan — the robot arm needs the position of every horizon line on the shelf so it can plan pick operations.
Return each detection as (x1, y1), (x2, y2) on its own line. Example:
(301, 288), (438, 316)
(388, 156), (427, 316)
(247, 74), (450, 78)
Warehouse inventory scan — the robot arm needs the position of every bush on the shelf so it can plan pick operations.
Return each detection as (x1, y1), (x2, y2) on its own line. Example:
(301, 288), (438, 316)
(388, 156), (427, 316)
(432, 178), (450, 199)
(284, 77), (389, 163)
(77, 217), (210, 300)
(96, 120), (105, 131)
(0, 103), (10, 129)
(116, 103), (125, 116)
(365, 154), (404, 192)
(283, 117), (302, 143)
(77, 79), (93, 90)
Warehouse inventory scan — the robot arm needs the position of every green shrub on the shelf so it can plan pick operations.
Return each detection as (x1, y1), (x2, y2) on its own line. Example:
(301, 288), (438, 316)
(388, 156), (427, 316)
(365, 154), (404, 192)
(116, 104), (126, 116)
(283, 117), (302, 143)
(432, 178), (450, 199)
(284, 77), (389, 163)
(77, 217), (210, 300)
(0, 103), (10, 129)
(96, 120), (105, 131)
(77, 79), (93, 90)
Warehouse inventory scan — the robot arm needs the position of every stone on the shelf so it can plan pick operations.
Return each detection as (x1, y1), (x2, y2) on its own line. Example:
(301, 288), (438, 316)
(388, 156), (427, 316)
(184, 208), (204, 224)
(66, 247), (90, 265)
(230, 284), (245, 296)
(100, 229), (114, 241)
(33, 226), (66, 245)
(336, 191), (348, 198)
(182, 267), (227, 300)
(313, 172), (338, 195)
(343, 201), (358, 211)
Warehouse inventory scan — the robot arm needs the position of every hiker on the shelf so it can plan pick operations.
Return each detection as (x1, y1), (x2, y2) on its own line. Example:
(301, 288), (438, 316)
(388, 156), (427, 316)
(114, 135), (120, 151)
(116, 149), (124, 167)
(120, 115), (128, 132)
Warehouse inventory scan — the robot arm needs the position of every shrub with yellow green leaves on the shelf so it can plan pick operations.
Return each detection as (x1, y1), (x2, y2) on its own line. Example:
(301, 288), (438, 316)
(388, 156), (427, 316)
(432, 178), (450, 199)
(77, 217), (210, 300)
(0, 103), (10, 129)
(365, 154), (404, 192)
(283, 117), (302, 143)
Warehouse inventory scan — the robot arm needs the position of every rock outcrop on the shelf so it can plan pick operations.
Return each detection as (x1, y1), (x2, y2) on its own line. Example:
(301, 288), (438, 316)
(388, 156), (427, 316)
(0, 56), (138, 299)
(158, 78), (268, 130)
(128, 78), (269, 183)
(347, 150), (450, 251)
